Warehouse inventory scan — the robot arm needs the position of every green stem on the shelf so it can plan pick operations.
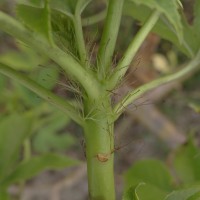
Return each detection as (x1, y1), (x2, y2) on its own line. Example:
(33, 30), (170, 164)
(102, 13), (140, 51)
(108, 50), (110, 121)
(114, 49), (200, 117)
(18, 139), (32, 199)
(44, 0), (54, 46)
(0, 11), (101, 99)
(83, 96), (115, 200)
(97, 0), (124, 78)
(0, 63), (83, 125)
(109, 10), (160, 89)
(23, 139), (31, 162)
(73, 14), (88, 65)
(82, 9), (107, 26)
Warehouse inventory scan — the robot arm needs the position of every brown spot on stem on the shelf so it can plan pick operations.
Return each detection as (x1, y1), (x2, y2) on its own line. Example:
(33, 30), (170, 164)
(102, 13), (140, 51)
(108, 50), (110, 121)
(96, 153), (110, 162)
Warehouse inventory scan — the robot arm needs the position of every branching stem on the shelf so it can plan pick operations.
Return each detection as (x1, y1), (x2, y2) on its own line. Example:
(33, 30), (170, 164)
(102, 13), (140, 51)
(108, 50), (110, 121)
(109, 10), (160, 89)
(0, 11), (101, 99)
(114, 49), (200, 118)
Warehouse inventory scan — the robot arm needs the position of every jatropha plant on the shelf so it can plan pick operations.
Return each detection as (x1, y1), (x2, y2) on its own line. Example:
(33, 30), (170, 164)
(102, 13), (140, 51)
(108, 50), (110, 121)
(0, 0), (200, 200)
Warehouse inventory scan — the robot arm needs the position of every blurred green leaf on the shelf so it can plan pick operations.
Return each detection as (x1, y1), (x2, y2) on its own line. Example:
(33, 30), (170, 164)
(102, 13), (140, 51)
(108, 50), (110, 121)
(31, 64), (60, 90)
(0, 51), (37, 70)
(165, 185), (200, 200)
(124, 159), (173, 191)
(0, 113), (31, 181)
(12, 64), (60, 107)
(49, 0), (78, 18)
(16, 0), (54, 44)
(0, 40), (48, 71)
(124, 0), (200, 57)
(0, 73), (6, 92)
(188, 101), (200, 113)
(123, 182), (168, 200)
(122, 186), (136, 200)
(187, 191), (200, 200)
(17, 0), (43, 7)
(134, 183), (167, 200)
(122, 183), (145, 200)
(1, 153), (80, 187)
(33, 132), (75, 153)
(14, 83), (43, 106)
(33, 110), (75, 153)
(49, 0), (91, 56)
(173, 139), (200, 185)
(49, 0), (91, 18)
(33, 106), (70, 132)
(123, 1), (195, 57)
(51, 11), (78, 56)
(0, 188), (10, 200)
(127, 0), (183, 42)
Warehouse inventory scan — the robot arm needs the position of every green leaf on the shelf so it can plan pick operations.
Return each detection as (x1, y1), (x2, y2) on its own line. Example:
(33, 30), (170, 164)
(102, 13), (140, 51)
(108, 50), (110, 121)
(128, 0), (183, 42)
(124, 159), (173, 191)
(0, 114), (31, 180)
(123, 183), (145, 200)
(49, 0), (91, 18)
(0, 41), (48, 71)
(0, 50), (39, 71)
(14, 83), (43, 106)
(123, 182), (168, 200)
(13, 64), (59, 106)
(165, 185), (200, 200)
(173, 139), (200, 185)
(0, 74), (6, 92)
(51, 11), (78, 56)
(32, 110), (75, 153)
(17, 0), (54, 45)
(135, 183), (167, 200)
(188, 101), (200, 113)
(17, 0), (43, 7)
(31, 64), (60, 90)
(123, 1), (195, 57)
(2, 153), (80, 187)
(49, 0), (78, 18)
(0, 188), (10, 200)
(187, 191), (200, 200)
(33, 132), (75, 153)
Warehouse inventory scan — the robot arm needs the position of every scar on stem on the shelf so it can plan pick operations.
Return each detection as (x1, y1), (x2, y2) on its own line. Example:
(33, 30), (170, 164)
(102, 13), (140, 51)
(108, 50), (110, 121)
(96, 140), (134, 162)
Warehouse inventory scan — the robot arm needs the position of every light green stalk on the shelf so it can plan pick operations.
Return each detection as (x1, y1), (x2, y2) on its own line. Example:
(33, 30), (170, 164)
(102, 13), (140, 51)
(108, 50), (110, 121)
(73, 13), (88, 65)
(97, 0), (125, 78)
(82, 9), (107, 26)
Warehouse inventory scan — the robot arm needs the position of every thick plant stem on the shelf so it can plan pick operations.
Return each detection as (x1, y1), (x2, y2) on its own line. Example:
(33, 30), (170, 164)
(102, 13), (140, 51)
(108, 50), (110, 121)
(83, 97), (115, 200)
